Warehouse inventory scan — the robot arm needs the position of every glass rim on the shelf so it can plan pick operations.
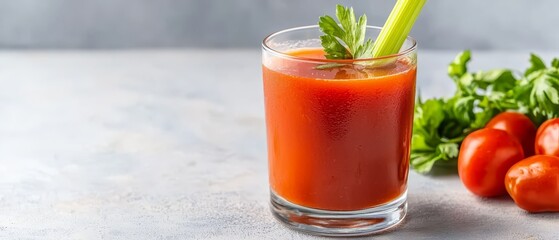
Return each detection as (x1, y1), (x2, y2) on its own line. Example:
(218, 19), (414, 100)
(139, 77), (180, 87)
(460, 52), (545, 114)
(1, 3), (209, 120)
(262, 25), (417, 63)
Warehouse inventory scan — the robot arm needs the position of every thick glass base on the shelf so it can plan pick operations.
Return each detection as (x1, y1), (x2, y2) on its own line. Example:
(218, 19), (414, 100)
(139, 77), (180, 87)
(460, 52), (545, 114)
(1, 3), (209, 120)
(270, 191), (407, 237)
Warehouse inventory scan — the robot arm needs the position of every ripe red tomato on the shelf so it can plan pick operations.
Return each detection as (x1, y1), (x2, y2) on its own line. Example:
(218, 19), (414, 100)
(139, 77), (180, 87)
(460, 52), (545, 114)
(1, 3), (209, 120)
(535, 118), (559, 157)
(505, 155), (559, 212)
(458, 128), (525, 197)
(486, 112), (537, 156)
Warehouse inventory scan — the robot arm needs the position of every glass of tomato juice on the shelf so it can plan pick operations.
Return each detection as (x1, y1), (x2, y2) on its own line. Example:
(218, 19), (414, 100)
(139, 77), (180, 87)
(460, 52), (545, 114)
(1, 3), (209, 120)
(262, 25), (417, 236)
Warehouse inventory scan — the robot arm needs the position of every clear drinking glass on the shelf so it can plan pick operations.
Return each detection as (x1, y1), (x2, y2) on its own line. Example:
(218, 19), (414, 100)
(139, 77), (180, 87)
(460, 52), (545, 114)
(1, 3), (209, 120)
(262, 25), (417, 236)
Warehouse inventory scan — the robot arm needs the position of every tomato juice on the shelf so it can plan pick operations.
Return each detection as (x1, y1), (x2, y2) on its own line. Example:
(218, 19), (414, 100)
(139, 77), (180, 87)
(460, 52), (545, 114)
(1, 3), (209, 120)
(263, 48), (416, 211)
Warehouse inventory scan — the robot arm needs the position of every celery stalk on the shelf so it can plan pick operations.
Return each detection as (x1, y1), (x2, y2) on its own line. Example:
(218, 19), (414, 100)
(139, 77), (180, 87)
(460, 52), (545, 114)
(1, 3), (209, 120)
(372, 0), (427, 58)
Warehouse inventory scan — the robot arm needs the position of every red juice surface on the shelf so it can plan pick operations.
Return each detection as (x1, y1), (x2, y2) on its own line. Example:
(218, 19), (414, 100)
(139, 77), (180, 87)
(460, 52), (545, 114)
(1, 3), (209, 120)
(263, 48), (416, 211)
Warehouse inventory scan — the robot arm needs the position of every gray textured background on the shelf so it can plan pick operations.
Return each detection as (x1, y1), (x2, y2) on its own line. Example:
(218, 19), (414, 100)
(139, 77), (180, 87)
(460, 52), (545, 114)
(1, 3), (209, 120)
(0, 0), (558, 49)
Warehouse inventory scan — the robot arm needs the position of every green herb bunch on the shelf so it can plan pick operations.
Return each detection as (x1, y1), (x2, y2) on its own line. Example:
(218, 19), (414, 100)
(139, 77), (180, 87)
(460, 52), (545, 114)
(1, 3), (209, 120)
(412, 51), (559, 174)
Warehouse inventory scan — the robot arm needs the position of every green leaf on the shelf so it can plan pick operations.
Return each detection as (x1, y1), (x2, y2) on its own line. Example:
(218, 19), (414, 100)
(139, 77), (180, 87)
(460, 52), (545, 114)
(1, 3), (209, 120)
(355, 15), (367, 51)
(473, 69), (517, 92)
(552, 58), (559, 68)
(320, 35), (350, 59)
(525, 53), (546, 77)
(336, 5), (357, 51)
(411, 142), (460, 174)
(449, 96), (476, 125)
(354, 39), (374, 59)
(437, 143), (459, 160)
(448, 50), (471, 80)
(411, 152), (440, 174)
(411, 98), (463, 174)
(471, 99), (505, 129)
(318, 5), (374, 60)
(417, 99), (446, 127)
(528, 69), (559, 118)
(318, 15), (345, 39)
(412, 132), (433, 151)
(456, 73), (475, 95)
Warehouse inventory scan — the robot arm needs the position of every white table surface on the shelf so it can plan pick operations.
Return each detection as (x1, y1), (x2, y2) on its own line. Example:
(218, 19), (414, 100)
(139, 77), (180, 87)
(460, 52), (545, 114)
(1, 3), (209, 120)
(0, 49), (557, 240)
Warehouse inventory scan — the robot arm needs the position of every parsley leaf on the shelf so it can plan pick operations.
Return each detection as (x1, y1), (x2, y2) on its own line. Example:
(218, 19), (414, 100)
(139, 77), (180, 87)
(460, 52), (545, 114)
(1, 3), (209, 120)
(411, 97), (468, 173)
(318, 5), (373, 60)
(448, 50), (471, 81)
(320, 34), (351, 59)
(525, 54), (547, 77)
(552, 58), (559, 68)
(524, 67), (559, 120)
